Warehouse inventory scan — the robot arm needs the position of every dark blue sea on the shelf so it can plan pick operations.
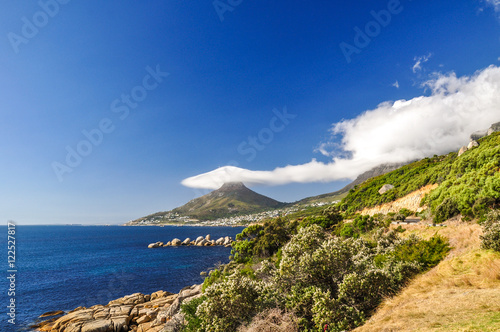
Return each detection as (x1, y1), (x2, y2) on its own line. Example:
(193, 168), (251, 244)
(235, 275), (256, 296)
(0, 225), (244, 331)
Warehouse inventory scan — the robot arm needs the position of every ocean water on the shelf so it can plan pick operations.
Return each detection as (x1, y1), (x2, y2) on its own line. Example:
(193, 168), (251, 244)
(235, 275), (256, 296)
(0, 225), (244, 331)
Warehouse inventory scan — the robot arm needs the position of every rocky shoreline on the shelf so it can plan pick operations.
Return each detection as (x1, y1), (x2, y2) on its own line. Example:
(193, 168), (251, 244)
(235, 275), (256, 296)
(32, 284), (202, 332)
(148, 234), (233, 248)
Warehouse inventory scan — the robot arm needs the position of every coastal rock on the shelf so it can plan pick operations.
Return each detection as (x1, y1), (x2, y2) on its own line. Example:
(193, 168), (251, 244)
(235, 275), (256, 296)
(151, 290), (172, 301)
(39, 310), (65, 318)
(223, 236), (233, 246)
(149, 235), (235, 248)
(148, 242), (162, 249)
(81, 319), (113, 332)
(111, 315), (130, 331)
(379, 184), (395, 195)
(162, 312), (185, 332)
(136, 315), (151, 324)
(154, 284), (202, 329)
(36, 286), (199, 332)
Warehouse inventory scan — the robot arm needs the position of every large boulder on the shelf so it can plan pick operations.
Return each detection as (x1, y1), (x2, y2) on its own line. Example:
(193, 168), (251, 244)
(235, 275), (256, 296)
(467, 140), (479, 150)
(223, 236), (233, 246)
(458, 146), (468, 157)
(171, 238), (182, 246)
(196, 239), (207, 246)
(215, 237), (225, 245)
(181, 238), (191, 245)
(148, 242), (162, 249)
(195, 236), (204, 244)
(205, 234), (211, 241)
(379, 184), (395, 195)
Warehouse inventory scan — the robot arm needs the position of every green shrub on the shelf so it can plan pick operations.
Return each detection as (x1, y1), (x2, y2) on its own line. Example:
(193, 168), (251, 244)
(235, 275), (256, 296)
(193, 224), (451, 331)
(433, 197), (459, 223)
(339, 222), (359, 238)
(481, 210), (500, 252)
(181, 296), (206, 331)
(231, 217), (297, 263)
(274, 225), (440, 331)
(398, 208), (414, 217)
(196, 274), (280, 332)
(337, 215), (376, 239)
(392, 234), (451, 269)
(202, 269), (221, 291)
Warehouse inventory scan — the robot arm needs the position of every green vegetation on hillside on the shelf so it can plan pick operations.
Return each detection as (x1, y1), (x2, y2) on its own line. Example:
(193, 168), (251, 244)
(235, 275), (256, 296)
(341, 132), (500, 222)
(177, 131), (500, 331)
(173, 182), (285, 220)
(183, 212), (450, 331)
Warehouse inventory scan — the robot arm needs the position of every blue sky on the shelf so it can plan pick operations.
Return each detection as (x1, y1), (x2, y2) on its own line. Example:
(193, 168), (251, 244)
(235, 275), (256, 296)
(1, 0), (500, 224)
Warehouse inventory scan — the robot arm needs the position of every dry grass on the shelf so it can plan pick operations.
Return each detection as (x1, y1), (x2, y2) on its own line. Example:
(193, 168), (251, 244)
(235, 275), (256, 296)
(361, 184), (438, 216)
(237, 308), (299, 332)
(355, 219), (500, 332)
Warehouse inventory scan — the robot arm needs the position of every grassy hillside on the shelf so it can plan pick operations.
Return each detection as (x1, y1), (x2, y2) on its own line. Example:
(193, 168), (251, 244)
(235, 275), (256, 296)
(355, 220), (500, 332)
(177, 132), (500, 331)
(297, 163), (406, 206)
(341, 132), (500, 222)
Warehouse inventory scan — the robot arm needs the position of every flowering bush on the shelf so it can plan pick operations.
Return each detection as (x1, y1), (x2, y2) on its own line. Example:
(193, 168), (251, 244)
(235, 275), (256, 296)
(195, 274), (281, 332)
(187, 223), (450, 331)
(481, 210), (500, 252)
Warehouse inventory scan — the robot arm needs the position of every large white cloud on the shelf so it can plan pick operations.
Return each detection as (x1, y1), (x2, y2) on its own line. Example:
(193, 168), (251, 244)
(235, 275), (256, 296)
(182, 65), (500, 189)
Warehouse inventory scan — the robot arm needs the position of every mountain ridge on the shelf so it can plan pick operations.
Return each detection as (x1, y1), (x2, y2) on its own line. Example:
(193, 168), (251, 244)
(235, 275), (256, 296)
(295, 162), (409, 205)
(126, 182), (285, 225)
(172, 182), (285, 220)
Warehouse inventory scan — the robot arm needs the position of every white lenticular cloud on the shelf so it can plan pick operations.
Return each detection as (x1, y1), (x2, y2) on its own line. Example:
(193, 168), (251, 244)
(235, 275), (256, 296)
(182, 65), (500, 189)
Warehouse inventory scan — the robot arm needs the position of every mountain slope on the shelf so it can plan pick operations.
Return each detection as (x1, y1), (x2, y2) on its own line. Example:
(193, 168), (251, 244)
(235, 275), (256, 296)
(354, 221), (500, 332)
(126, 182), (285, 224)
(172, 182), (285, 220)
(296, 162), (408, 205)
(341, 131), (500, 220)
